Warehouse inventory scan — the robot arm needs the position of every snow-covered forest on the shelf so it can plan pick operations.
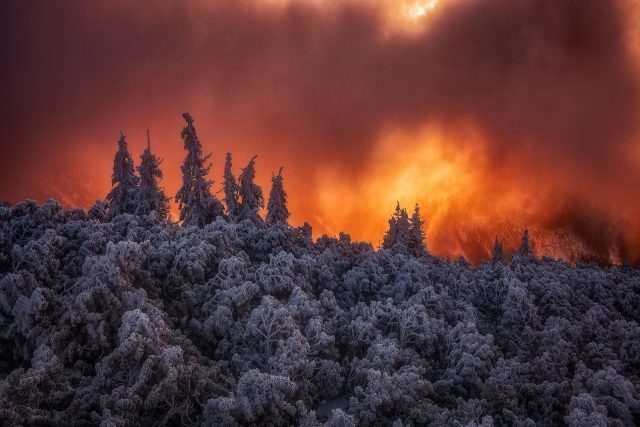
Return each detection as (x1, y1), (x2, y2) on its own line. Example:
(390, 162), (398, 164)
(1, 114), (639, 426)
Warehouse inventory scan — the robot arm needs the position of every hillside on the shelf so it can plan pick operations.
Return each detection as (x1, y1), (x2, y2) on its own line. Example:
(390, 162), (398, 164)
(0, 199), (639, 426)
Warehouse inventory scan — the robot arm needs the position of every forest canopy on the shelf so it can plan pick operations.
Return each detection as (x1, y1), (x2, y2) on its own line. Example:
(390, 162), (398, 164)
(0, 114), (639, 426)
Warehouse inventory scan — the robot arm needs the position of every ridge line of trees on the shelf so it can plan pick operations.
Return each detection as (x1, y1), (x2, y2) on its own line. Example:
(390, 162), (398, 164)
(100, 112), (538, 264)
(103, 113), (290, 228)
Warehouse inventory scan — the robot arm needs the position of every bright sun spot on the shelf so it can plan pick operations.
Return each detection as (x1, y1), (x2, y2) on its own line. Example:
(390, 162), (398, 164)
(408, 0), (438, 20)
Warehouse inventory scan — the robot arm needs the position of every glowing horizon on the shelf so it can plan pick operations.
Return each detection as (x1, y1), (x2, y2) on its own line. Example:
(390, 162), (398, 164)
(2, 0), (640, 264)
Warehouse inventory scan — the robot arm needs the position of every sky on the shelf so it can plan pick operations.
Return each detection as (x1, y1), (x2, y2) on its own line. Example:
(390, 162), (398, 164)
(1, 0), (640, 263)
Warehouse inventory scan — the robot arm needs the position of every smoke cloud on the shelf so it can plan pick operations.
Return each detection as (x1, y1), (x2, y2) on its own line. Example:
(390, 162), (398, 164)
(1, 0), (639, 263)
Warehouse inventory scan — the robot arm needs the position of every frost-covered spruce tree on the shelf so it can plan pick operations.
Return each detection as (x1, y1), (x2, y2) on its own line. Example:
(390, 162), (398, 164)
(106, 131), (139, 218)
(238, 156), (264, 222)
(519, 226), (532, 257)
(135, 130), (169, 220)
(223, 152), (240, 219)
(266, 167), (289, 225)
(175, 113), (224, 226)
(382, 202), (411, 251)
(492, 237), (504, 263)
(408, 203), (426, 256)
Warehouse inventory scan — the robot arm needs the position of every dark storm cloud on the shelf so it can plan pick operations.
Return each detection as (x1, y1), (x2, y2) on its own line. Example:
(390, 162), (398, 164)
(1, 0), (639, 261)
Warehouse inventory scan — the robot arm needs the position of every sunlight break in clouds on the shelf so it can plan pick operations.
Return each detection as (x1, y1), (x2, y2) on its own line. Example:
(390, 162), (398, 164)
(314, 127), (481, 250)
(407, 0), (439, 19)
(2, 0), (640, 263)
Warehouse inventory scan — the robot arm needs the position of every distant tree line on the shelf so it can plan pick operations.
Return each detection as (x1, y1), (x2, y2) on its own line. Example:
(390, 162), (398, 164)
(381, 201), (532, 264)
(102, 112), (289, 228)
(101, 112), (541, 265)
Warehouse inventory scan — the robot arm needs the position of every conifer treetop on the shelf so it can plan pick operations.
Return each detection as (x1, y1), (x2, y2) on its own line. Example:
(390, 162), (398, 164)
(266, 167), (289, 224)
(136, 129), (169, 219)
(223, 152), (240, 218)
(408, 203), (427, 256)
(106, 131), (138, 218)
(175, 112), (222, 226)
(492, 236), (504, 263)
(519, 226), (531, 257)
(238, 155), (264, 223)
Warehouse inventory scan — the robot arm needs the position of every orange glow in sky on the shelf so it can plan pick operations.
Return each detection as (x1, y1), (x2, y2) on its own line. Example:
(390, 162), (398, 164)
(2, 0), (640, 264)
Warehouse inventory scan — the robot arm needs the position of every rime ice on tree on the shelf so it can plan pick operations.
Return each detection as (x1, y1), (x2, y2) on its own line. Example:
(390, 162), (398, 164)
(135, 130), (169, 220)
(266, 167), (289, 225)
(383, 202), (411, 251)
(408, 203), (427, 256)
(383, 202), (427, 256)
(106, 131), (139, 218)
(175, 113), (224, 226)
(238, 156), (264, 223)
(223, 152), (240, 219)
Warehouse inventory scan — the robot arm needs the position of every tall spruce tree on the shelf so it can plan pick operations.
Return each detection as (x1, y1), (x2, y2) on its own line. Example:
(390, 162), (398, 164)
(383, 202), (411, 251)
(223, 152), (240, 219)
(518, 227), (532, 258)
(106, 131), (139, 218)
(238, 156), (264, 222)
(175, 113), (224, 227)
(266, 167), (289, 224)
(492, 237), (504, 263)
(408, 203), (427, 256)
(135, 130), (169, 220)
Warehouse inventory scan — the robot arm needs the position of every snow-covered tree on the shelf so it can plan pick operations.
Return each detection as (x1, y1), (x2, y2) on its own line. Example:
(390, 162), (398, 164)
(266, 167), (289, 225)
(175, 113), (224, 226)
(238, 156), (264, 222)
(135, 130), (169, 220)
(223, 152), (240, 219)
(408, 203), (426, 256)
(382, 202), (411, 252)
(245, 296), (295, 365)
(204, 369), (299, 425)
(1, 345), (73, 425)
(106, 132), (139, 218)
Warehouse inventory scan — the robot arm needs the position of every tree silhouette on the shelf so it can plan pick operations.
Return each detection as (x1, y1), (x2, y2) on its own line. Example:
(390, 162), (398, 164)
(238, 156), (264, 223)
(106, 131), (138, 218)
(135, 130), (169, 220)
(408, 203), (427, 256)
(382, 202), (411, 251)
(518, 227), (532, 258)
(223, 152), (240, 219)
(492, 237), (504, 263)
(266, 167), (289, 225)
(175, 113), (223, 226)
